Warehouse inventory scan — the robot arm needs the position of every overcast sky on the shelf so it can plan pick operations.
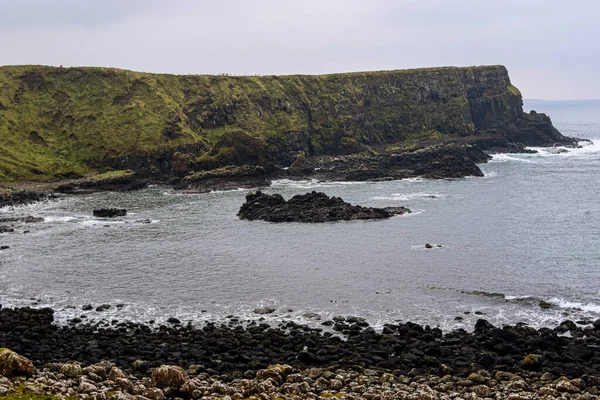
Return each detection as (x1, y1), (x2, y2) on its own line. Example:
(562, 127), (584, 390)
(1, 0), (598, 100)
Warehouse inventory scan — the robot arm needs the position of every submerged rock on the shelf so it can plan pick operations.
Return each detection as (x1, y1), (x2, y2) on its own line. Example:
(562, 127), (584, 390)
(238, 191), (410, 223)
(93, 209), (127, 218)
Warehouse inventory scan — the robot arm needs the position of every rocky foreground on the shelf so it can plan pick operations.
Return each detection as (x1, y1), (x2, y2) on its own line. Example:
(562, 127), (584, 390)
(1, 307), (600, 398)
(237, 191), (410, 223)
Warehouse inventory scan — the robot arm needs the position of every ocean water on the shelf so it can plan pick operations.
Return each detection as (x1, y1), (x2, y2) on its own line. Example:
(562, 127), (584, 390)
(1, 100), (599, 331)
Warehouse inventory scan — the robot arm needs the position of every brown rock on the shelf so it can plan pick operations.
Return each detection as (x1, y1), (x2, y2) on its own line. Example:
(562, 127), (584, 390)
(0, 348), (36, 377)
(151, 365), (189, 389)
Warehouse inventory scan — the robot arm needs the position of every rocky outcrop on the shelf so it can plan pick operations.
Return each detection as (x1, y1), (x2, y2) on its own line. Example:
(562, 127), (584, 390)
(174, 165), (270, 193)
(238, 191), (410, 222)
(309, 143), (490, 182)
(57, 170), (147, 194)
(0, 65), (573, 181)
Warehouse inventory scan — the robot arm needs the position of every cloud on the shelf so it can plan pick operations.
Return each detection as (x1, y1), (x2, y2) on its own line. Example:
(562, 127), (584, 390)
(0, 0), (598, 99)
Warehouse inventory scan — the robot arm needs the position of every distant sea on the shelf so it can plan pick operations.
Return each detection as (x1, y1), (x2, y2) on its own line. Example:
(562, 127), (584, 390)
(1, 99), (599, 331)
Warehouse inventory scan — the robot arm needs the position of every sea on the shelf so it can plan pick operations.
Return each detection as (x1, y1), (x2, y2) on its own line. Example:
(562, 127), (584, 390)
(1, 99), (599, 332)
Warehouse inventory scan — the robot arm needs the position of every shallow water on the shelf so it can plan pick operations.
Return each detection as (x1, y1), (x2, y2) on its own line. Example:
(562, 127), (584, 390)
(1, 100), (599, 331)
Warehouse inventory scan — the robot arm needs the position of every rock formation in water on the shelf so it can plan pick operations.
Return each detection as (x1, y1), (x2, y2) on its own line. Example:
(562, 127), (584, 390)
(0, 65), (575, 183)
(237, 191), (410, 223)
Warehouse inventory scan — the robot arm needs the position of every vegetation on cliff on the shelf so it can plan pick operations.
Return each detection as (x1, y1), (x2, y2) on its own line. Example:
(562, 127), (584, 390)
(0, 64), (568, 182)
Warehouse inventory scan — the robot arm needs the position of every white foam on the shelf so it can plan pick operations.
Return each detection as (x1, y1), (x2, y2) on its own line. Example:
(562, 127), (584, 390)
(371, 193), (445, 201)
(271, 179), (370, 189)
(43, 215), (79, 223)
(489, 154), (537, 163)
(547, 297), (600, 313)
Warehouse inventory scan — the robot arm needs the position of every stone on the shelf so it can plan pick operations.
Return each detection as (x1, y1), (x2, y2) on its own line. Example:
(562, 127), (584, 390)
(254, 307), (276, 315)
(0, 348), (35, 377)
(143, 387), (166, 400)
(60, 362), (83, 378)
(151, 365), (189, 389)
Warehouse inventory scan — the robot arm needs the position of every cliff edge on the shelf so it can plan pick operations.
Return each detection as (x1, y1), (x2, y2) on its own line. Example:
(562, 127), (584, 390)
(0, 65), (573, 181)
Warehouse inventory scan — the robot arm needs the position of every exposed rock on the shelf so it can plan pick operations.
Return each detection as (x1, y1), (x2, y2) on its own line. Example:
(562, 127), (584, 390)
(287, 153), (314, 176)
(151, 365), (189, 389)
(238, 191), (410, 223)
(57, 170), (147, 194)
(93, 209), (127, 218)
(0, 348), (35, 377)
(175, 165), (270, 193)
(253, 307), (276, 315)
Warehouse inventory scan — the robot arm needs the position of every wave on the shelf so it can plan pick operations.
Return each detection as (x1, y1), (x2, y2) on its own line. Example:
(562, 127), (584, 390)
(489, 154), (537, 164)
(371, 193), (445, 201)
(271, 179), (371, 189)
(463, 290), (600, 314)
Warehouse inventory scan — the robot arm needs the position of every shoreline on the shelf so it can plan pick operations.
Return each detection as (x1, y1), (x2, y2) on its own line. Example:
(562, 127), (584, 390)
(1, 307), (599, 378)
(1, 307), (599, 399)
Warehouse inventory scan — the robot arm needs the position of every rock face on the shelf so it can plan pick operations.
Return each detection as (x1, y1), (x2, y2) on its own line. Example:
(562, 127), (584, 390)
(238, 191), (410, 223)
(0, 65), (574, 181)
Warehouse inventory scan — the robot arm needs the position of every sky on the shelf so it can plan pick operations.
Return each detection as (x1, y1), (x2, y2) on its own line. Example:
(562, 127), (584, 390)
(1, 0), (598, 100)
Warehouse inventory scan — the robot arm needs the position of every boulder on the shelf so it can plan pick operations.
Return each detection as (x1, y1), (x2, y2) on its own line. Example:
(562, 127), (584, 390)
(0, 348), (36, 377)
(238, 191), (410, 223)
(93, 209), (127, 218)
(151, 365), (189, 389)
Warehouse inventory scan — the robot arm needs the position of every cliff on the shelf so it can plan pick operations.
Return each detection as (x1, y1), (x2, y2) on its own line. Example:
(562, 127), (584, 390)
(0, 65), (572, 181)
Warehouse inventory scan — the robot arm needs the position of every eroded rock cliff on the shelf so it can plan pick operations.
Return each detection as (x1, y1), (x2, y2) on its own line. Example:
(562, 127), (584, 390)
(0, 65), (572, 181)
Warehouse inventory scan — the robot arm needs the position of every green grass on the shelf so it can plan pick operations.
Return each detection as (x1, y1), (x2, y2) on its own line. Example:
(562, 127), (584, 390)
(0, 64), (520, 181)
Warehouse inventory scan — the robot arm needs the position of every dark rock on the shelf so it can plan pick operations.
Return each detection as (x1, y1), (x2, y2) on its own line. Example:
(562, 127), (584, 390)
(175, 165), (270, 193)
(82, 304), (93, 311)
(238, 191), (410, 223)
(253, 307), (276, 315)
(167, 317), (181, 324)
(0, 245), (9, 250)
(23, 216), (44, 223)
(95, 304), (111, 312)
(0, 226), (14, 233)
(474, 319), (495, 331)
(425, 243), (433, 249)
(288, 153), (314, 176)
(539, 300), (553, 309)
(93, 209), (127, 218)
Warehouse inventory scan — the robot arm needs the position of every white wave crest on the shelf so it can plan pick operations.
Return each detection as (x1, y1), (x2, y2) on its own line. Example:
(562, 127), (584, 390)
(371, 193), (445, 201)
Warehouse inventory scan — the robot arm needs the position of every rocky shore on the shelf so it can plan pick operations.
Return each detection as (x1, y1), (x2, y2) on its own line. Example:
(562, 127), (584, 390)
(1, 307), (600, 398)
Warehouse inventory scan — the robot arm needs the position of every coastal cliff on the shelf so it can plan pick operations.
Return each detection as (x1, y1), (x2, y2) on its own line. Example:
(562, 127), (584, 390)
(0, 65), (572, 181)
